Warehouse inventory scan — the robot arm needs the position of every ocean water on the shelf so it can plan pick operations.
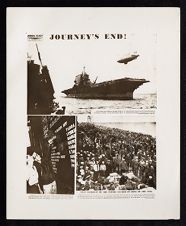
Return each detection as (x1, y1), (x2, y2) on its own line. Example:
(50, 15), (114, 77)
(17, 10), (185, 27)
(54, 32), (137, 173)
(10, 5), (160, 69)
(58, 93), (157, 115)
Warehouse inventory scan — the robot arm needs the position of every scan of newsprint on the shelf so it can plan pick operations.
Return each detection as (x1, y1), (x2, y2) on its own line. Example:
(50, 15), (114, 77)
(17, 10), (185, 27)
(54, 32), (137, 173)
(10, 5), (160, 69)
(7, 8), (180, 219)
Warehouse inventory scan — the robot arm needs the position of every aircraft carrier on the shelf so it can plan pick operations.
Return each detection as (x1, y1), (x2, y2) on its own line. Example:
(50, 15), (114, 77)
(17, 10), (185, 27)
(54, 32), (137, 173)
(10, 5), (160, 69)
(62, 54), (149, 100)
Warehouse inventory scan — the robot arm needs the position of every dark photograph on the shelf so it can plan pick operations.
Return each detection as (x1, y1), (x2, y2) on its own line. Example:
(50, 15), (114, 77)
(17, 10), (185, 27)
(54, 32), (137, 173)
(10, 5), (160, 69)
(26, 116), (76, 194)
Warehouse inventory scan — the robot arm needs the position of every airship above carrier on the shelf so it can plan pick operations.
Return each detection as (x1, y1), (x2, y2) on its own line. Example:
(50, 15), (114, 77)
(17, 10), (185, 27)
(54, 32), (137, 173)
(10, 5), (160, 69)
(117, 53), (139, 64)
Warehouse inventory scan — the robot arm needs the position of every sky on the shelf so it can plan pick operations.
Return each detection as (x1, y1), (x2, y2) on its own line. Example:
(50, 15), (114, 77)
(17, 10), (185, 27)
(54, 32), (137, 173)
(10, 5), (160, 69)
(28, 32), (157, 96)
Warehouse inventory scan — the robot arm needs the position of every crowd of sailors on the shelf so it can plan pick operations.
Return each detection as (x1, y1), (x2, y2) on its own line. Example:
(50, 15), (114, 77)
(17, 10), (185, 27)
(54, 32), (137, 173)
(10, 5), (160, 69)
(77, 123), (156, 191)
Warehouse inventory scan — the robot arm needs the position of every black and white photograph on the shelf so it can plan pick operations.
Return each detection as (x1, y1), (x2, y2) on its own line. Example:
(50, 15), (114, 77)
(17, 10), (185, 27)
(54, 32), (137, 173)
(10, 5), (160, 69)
(76, 118), (156, 192)
(27, 32), (157, 115)
(26, 116), (76, 194)
(7, 7), (180, 219)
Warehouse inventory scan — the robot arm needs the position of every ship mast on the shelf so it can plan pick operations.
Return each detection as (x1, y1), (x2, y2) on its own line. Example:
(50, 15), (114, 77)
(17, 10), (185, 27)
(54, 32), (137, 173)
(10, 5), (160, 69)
(93, 76), (98, 84)
(36, 43), (43, 68)
(27, 52), (32, 61)
(82, 66), (85, 76)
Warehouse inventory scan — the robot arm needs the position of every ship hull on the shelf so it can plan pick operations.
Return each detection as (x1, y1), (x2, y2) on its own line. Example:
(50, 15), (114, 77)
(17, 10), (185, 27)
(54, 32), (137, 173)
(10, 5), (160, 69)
(62, 78), (149, 100)
(65, 92), (133, 100)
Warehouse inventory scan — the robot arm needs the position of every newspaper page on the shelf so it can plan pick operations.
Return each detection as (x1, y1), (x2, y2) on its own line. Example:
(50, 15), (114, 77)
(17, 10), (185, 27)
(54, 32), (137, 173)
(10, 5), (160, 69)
(7, 7), (180, 219)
